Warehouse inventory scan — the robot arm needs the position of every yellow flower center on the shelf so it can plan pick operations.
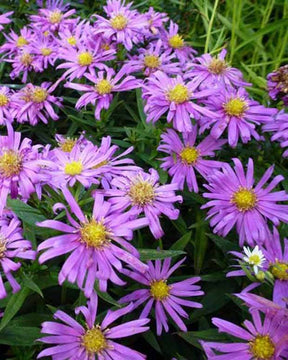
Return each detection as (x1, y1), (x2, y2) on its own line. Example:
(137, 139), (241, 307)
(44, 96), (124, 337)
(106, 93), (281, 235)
(232, 187), (257, 212)
(144, 55), (160, 69)
(95, 79), (113, 95)
(224, 98), (247, 117)
(78, 51), (93, 66)
(271, 261), (288, 281)
(248, 254), (262, 266)
(128, 180), (155, 206)
(180, 147), (199, 164)
(167, 84), (189, 104)
(60, 138), (77, 152)
(20, 53), (33, 66)
(250, 335), (275, 360)
(80, 219), (108, 248)
(208, 58), (227, 74)
(32, 87), (48, 103)
(0, 94), (9, 107)
(101, 43), (110, 51)
(16, 36), (28, 48)
(41, 47), (52, 56)
(67, 36), (77, 46)
(49, 10), (62, 24)
(64, 161), (83, 176)
(150, 280), (170, 301)
(43, 30), (50, 37)
(110, 14), (128, 30)
(0, 150), (22, 178)
(82, 326), (107, 354)
(168, 34), (184, 49)
(0, 237), (6, 259)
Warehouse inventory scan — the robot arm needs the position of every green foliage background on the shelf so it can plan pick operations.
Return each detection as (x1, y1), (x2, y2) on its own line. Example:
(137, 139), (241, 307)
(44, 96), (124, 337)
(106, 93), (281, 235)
(0, 0), (287, 359)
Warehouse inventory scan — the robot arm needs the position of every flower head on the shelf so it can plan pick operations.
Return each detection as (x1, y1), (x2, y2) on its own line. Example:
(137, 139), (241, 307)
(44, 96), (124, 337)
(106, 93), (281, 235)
(38, 292), (149, 360)
(119, 257), (203, 335)
(267, 65), (288, 105)
(0, 86), (14, 124)
(200, 86), (277, 147)
(37, 189), (148, 296)
(0, 213), (36, 299)
(0, 11), (13, 31)
(243, 246), (266, 274)
(105, 168), (182, 239)
(202, 158), (288, 246)
(158, 127), (226, 192)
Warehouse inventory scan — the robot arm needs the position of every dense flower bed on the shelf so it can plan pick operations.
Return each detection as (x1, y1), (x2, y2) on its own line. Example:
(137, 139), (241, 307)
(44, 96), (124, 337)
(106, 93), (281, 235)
(0, 0), (287, 359)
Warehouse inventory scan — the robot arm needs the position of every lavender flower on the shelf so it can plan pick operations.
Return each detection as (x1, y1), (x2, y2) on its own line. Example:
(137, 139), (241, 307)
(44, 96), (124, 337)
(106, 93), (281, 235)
(105, 168), (182, 239)
(0, 213), (36, 299)
(0, 26), (35, 56)
(37, 189), (148, 296)
(143, 71), (216, 132)
(7, 49), (41, 83)
(38, 292), (149, 359)
(200, 86), (277, 147)
(12, 82), (62, 125)
(94, 0), (148, 50)
(66, 65), (141, 120)
(119, 257), (203, 335)
(202, 158), (288, 246)
(267, 65), (288, 105)
(158, 127), (226, 192)
(0, 11), (13, 31)
(201, 310), (288, 359)
(185, 49), (250, 89)
(144, 7), (168, 35)
(0, 125), (49, 215)
(0, 86), (14, 124)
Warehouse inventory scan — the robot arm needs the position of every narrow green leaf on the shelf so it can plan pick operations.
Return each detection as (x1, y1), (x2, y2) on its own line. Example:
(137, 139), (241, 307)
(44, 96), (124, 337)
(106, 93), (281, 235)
(0, 326), (40, 346)
(170, 231), (192, 251)
(139, 249), (186, 261)
(6, 199), (46, 228)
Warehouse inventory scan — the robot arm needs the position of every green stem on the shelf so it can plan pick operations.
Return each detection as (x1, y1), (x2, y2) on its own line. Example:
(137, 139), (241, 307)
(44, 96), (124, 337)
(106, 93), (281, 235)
(204, 0), (220, 53)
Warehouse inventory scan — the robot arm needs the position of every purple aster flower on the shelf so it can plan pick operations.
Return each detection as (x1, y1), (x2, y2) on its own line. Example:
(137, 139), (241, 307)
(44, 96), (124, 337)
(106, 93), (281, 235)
(66, 65), (141, 120)
(7, 49), (42, 83)
(104, 168), (182, 239)
(0, 213), (36, 299)
(93, 0), (148, 50)
(0, 26), (35, 56)
(202, 158), (288, 246)
(127, 40), (180, 76)
(38, 292), (149, 360)
(261, 227), (288, 307)
(0, 125), (50, 215)
(0, 86), (14, 124)
(162, 21), (196, 63)
(119, 257), (203, 335)
(57, 40), (115, 81)
(37, 188), (148, 296)
(185, 49), (250, 89)
(201, 310), (288, 359)
(54, 132), (88, 153)
(27, 33), (59, 69)
(199, 86), (277, 147)
(158, 127), (226, 192)
(267, 65), (288, 105)
(12, 82), (62, 125)
(0, 11), (13, 31)
(263, 110), (288, 157)
(143, 71), (216, 132)
(57, 19), (91, 49)
(30, 0), (76, 32)
(144, 7), (168, 35)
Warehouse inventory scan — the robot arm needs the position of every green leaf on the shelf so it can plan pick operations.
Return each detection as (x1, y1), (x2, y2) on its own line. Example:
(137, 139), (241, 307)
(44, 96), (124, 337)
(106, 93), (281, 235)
(22, 275), (43, 298)
(139, 249), (186, 261)
(0, 326), (40, 346)
(170, 231), (192, 251)
(6, 199), (46, 228)
(178, 329), (229, 349)
(143, 331), (162, 354)
(94, 284), (121, 308)
(207, 233), (239, 253)
(0, 287), (31, 331)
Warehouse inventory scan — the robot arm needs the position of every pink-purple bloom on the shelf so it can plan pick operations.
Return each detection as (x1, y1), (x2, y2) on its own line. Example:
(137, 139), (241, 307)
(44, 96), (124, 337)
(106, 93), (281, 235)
(158, 127), (226, 192)
(0, 86), (14, 124)
(37, 188), (148, 296)
(267, 65), (288, 105)
(119, 257), (203, 335)
(143, 71), (216, 132)
(66, 65), (141, 120)
(0, 11), (13, 31)
(201, 309), (288, 359)
(0, 213), (36, 299)
(38, 292), (149, 359)
(199, 86), (277, 147)
(202, 158), (288, 246)
(104, 168), (182, 239)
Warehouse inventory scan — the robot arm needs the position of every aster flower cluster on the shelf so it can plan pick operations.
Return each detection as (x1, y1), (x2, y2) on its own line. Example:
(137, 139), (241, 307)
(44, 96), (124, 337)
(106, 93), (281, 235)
(0, 0), (287, 359)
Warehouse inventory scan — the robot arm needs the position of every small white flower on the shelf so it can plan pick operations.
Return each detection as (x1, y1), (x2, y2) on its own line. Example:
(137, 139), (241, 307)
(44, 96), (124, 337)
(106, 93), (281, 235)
(243, 245), (266, 274)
